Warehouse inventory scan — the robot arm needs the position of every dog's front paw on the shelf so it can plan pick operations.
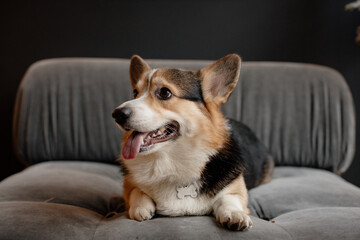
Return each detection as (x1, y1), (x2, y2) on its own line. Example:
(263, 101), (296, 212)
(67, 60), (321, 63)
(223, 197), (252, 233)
(129, 205), (155, 221)
(216, 209), (253, 231)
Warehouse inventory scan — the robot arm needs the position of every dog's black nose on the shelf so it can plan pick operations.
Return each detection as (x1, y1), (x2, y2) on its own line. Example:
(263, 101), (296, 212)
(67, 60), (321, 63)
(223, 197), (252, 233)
(112, 107), (132, 126)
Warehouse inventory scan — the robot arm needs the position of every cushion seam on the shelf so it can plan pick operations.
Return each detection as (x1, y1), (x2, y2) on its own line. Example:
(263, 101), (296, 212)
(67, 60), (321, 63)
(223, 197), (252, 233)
(271, 221), (295, 239)
(91, 215), (106, 240)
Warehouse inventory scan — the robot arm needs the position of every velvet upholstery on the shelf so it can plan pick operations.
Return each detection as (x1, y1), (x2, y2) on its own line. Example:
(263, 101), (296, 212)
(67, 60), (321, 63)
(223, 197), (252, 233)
(1, 58), (359, 239)
(13, 58), (355, 173)
(1, 162), (359, 240)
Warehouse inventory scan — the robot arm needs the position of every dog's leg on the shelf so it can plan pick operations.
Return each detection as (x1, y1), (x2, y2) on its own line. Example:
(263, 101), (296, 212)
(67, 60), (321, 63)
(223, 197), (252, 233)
(212, 176), (253, 231)
(213, 194), (252, 231)
(124, 177), (156, 221)
(128, 187), (156, 221)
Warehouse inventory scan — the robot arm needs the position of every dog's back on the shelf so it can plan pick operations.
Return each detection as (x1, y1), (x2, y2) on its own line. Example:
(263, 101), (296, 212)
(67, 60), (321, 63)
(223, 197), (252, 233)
(228, 119), (274, 189)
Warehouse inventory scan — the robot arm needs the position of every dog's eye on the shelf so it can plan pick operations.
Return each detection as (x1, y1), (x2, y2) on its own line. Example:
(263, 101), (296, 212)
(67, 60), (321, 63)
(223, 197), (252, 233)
(156, 87), (172, 100)
(133, 89), (139, 98)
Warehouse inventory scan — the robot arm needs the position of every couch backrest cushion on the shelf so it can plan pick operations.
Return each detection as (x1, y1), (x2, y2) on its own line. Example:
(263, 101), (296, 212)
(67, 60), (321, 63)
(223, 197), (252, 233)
(13, 58), (355, 174)
(222, 62), (355, 174)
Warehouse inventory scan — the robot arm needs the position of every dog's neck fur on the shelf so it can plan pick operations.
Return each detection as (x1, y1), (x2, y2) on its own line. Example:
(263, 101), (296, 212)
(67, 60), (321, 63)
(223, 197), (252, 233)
(123, 115), (230, 186)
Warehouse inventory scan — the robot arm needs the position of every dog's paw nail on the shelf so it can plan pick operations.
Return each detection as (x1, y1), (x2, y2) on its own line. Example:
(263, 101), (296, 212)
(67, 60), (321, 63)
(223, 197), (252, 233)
(218, 210), (253, 231)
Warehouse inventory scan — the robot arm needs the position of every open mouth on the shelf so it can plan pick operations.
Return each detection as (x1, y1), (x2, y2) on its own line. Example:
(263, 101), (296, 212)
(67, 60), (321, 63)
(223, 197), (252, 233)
(122, 121), (180, 159)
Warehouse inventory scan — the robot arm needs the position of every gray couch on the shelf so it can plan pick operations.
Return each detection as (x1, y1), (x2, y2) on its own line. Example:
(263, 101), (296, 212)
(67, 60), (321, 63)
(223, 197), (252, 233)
(1, 58), (360, 239)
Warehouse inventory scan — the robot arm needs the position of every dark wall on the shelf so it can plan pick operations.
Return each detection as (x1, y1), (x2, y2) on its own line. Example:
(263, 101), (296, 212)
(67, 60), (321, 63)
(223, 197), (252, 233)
(1, 0), (360, 186)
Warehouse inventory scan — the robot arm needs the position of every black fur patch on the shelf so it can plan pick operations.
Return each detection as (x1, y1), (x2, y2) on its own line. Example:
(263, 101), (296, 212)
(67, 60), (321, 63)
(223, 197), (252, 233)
(199, 134), (244, 197)
(165, 69), (204, 103)
(199, 119), (270, 197)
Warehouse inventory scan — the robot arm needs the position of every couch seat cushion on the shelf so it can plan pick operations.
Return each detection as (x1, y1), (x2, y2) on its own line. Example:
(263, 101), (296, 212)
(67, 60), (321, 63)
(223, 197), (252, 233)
(273, 207), (360, 239)
(1, 162), (360, 239)
(0, 161), (125, 215)
(249, 167), (360, 219)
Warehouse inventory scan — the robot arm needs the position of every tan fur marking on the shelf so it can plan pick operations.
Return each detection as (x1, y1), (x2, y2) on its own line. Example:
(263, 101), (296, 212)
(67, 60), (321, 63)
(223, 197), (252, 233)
(123, 176), (137, 210)
(226, 175), (250, 215)
(206, 101), (228, 147)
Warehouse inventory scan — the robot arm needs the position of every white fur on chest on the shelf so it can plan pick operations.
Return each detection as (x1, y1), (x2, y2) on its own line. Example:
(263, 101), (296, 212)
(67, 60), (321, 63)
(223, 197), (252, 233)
(124, 139), (216, 216)
(128, 169), (214, 216)
(151, 182), (213, 216)
(125, 137), (214, 183)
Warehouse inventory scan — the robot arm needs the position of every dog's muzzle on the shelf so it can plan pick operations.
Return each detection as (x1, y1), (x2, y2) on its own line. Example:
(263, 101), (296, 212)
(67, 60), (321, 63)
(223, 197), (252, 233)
(112, 107), (132, 129)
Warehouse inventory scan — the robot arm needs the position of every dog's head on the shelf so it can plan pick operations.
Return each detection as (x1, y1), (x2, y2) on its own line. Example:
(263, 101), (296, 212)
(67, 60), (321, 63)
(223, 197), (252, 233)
(113, 54), (241, 160)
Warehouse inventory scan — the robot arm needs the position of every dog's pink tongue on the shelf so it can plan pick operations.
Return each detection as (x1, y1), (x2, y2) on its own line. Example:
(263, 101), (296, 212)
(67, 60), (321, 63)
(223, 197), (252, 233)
(122, 131), (147, 160)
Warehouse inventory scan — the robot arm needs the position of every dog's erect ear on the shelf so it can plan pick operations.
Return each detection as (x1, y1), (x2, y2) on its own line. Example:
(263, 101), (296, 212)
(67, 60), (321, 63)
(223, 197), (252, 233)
(200, 54), (241, 105)
(129, 55), (151, 87)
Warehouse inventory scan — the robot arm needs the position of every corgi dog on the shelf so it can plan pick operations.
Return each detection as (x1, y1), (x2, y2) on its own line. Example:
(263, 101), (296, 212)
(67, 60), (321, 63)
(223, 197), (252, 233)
(112, 54), (274, 231)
